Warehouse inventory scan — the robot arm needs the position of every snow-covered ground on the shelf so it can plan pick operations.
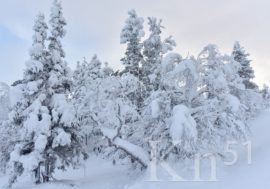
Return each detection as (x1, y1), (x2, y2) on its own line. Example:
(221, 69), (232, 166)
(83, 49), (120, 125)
(1, 109), (270, 189)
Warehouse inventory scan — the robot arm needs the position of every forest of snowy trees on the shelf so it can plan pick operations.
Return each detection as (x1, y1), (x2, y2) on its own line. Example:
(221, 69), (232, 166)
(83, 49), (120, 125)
(0, 0), (270, 188)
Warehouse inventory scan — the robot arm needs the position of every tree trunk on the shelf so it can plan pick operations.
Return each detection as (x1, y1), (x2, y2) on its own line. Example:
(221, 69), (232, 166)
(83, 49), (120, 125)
(34, 163), (41, 184)
(43, 160), (50, 182)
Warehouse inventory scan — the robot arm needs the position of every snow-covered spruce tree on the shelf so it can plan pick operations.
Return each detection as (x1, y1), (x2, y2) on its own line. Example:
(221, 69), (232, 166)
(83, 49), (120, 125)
(142, 17), (176, 93)
(222, 54), (245, 94)
(222, 54), (254, 121)
(232, 41), (258, 89)
(120, 10), (145, 110)
(72, 55), (103, 148)
(261, 84), (270, 108)
(120, 9), (144, 77)
(228, 45), (263, 118)
(131, 52), (200, 163)
(47, 0), (70, 93)
(222, 54), (252, 136)
(139, 92), (198, 162)
(0, 82), (11, 173)
(8, 1), (84, 186)
(101, 62), (114, 77)
(0, 81), (25, 174)
(0, 121), (14, 174)
(0, 82), (10, 122)
(195, 45), (248, 154)
(7, 13), (49, 186)
(72, 55), (102, 105)
(40, 0), (84, 183)
(163, 57), (199, 158)
(132, 21), (179, 158)
(0, 81), (30, 175)
(196, 45), (229, 152)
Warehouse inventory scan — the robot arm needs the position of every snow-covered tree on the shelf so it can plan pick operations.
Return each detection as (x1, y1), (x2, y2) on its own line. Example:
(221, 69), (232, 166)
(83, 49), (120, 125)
(101, 62), (114, 77)
(73, 55), (102, 98)
(142, 17), (176, 93)
(72, 55), (143, 168)
(225, 51), (263, 119)
(0, 83), (26, 175)
(261, 85), (270, 108)
(0, 82), (10, 122)
(194, 45), (249, 154)
(120, 10), (145, 110)
(73, 67), (147, 168)
(198, 45), (229, 99)
(0, 82), (11, 173)
(6, 13), (49, 186)
(232, 41), (257, 89)
(160, 54), (198, 107)
(223, 54), (245, 93)
(8, 2), (84, 186)
(96, 74), (142, 162)
(139, 91), (197, 162)
(72, 55), (103, 147)
(120, 9), (144, 77)
(47, 0), (71, 93)
(132, 53), (201, 163)
(37, 0), (84, 183)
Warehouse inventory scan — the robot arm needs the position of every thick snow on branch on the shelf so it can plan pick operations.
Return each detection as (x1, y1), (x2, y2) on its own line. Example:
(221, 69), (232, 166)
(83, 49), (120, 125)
(170, 105), (197, 145)
(113, 138), (149, 165)
(100, 127), (149, 167)
(226, 94), (241, 113)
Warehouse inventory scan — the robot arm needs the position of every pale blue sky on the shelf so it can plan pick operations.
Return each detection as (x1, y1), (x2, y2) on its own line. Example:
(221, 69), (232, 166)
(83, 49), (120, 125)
(0, 0), (270, 86)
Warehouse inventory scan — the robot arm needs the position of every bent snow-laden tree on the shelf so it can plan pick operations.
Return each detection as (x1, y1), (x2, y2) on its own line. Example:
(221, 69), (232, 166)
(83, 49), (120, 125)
(73, 60), (149, 166)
